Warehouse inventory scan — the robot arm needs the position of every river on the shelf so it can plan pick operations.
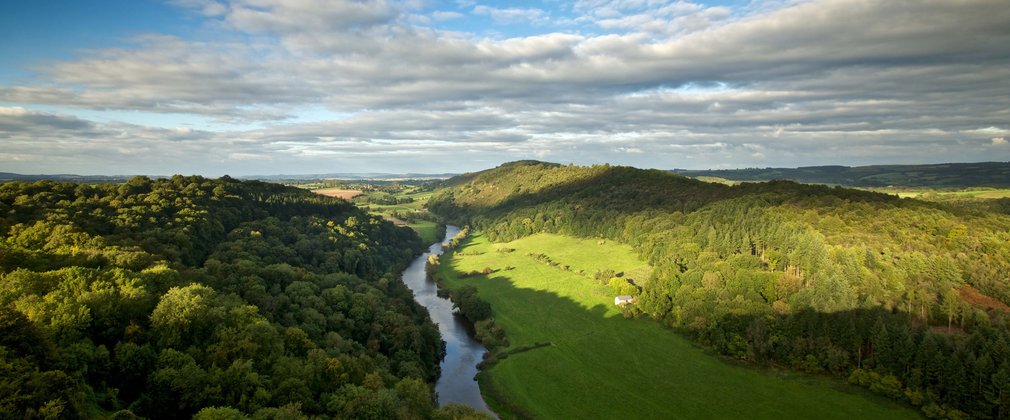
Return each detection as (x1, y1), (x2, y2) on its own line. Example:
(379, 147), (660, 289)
(401, 225), (494, 413)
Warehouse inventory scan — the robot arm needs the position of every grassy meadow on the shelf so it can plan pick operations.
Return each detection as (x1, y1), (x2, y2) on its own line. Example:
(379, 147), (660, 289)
(882, 188), (1010, 200)
(359, 188), (440, 242)
(360, 189), (434, 213)
(439, 233), (919, 419)
(407, 219), (440, 243)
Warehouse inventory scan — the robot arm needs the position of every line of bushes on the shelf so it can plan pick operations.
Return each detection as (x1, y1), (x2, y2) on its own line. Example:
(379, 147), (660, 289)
(442, 226), (470, 251)
(477, 342), (553, 370)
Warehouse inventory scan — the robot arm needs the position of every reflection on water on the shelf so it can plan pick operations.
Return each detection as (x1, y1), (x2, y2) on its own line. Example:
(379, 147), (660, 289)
(401, 225), (494, 413)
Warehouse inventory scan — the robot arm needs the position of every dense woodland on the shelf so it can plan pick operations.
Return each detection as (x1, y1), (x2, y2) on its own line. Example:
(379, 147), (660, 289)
(429, 161), (1010, 419)
(0, 176), (457, 418)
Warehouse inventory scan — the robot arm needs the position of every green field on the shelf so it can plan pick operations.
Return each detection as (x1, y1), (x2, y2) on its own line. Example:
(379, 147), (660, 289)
(360, 189), (434, 211)
(363, 189), (439, 242)
(357, 189), (431, 215)
(865, 187), (1010, 200)
(691, 175), (742, 186)
(299, 182), (441, 242)
(440, 233), (919, 419)
(408, 220), (440, 243)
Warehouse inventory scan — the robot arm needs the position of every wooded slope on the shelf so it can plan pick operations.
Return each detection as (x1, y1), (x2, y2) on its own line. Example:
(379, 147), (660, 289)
(430, 160), (1010, 419)
(0, 176), (444, 418)
(674, 162), (1010, 187)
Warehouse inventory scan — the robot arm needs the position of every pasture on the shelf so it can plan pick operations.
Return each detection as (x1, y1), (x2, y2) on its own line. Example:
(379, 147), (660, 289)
(359, 188), (440, 242)
(408, 220), (440, 243)
(868, 187), (1010, 200)
(308, 183), (441, 243)
(439, 233), (919, 419)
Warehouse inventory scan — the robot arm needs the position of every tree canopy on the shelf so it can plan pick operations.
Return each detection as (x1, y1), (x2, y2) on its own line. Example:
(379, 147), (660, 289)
(0, 176), (444, 418)
(429, 160), (1010, 419)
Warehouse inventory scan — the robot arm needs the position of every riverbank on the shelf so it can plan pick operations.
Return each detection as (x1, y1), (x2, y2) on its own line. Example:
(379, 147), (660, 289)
(438, 232), (919, 419)
(400, 225), (495, 414)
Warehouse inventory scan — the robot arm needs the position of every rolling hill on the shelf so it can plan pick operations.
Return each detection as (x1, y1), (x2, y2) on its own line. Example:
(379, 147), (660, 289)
(428, 160), (1010, 419)
(673, 162), (1010, 187)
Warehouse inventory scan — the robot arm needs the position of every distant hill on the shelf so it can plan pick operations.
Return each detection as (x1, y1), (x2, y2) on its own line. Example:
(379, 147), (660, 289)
(673, 162), (1010, 187)
(0, 172), (143, 183)
(241, 172), (458, 181)
(0, 171), (457, 183)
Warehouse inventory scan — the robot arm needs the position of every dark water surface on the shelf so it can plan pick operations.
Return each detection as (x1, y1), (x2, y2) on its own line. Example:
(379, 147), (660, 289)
(401, 225), (494, 413)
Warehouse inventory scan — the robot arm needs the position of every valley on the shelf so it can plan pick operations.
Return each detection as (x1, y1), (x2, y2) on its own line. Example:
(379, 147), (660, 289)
(3, 161), (1010, 419)
(425, 161), (1010, 419)
(6, 1), (1007, 417)
(437, 232), (917, 419)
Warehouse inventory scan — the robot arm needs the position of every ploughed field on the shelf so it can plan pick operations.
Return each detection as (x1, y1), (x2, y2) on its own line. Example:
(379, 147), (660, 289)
(311, 188), (364, 199)
(439, 233), (919, 419)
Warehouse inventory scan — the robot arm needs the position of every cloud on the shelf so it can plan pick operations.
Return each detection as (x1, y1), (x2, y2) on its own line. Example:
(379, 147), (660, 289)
(4, 35), (314, 122)
(171, 0), (228, 16)
(472, 5), (550, 24)
(2, 0), (1009, 174)
(993, 137), (1008, 146)
(576, 0), (732, 36)
(0, 107), (235, 174)
(0, 106), (93, 132)
(14, 0), (1009, 112)
(432, 11), (464, 21)
(221, 0), (400, 34)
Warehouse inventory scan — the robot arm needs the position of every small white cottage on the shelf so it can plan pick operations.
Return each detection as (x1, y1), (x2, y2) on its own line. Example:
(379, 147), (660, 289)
(614, 295), (636, 306)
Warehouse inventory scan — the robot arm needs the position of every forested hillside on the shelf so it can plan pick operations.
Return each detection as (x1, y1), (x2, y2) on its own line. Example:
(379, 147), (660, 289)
(0, 176), (445, 418)
(674, 162), (1010, 187)
(429, 161), (1010, 419)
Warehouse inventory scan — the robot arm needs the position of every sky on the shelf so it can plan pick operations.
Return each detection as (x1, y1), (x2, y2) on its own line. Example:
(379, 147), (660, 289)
(1, 0), (1008, 176)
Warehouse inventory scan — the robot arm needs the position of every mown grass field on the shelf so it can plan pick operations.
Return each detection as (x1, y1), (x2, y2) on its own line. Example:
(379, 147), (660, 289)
(408, 220), (439, 243)
(439, 233), (919, 419)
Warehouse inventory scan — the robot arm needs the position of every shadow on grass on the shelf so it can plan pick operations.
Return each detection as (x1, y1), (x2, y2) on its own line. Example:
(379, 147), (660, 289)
(442, 239), (919, 420)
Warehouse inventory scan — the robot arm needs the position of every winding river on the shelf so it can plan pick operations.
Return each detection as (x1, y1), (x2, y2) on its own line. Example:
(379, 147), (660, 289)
(401, 225), (494, 413)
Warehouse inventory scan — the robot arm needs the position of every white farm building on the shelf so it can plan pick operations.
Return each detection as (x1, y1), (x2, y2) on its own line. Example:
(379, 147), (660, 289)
(615, 295), (636, 306)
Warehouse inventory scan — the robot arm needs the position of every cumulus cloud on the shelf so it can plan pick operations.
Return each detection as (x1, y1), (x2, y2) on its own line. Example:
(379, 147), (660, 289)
(2, 0), (1009, 174)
